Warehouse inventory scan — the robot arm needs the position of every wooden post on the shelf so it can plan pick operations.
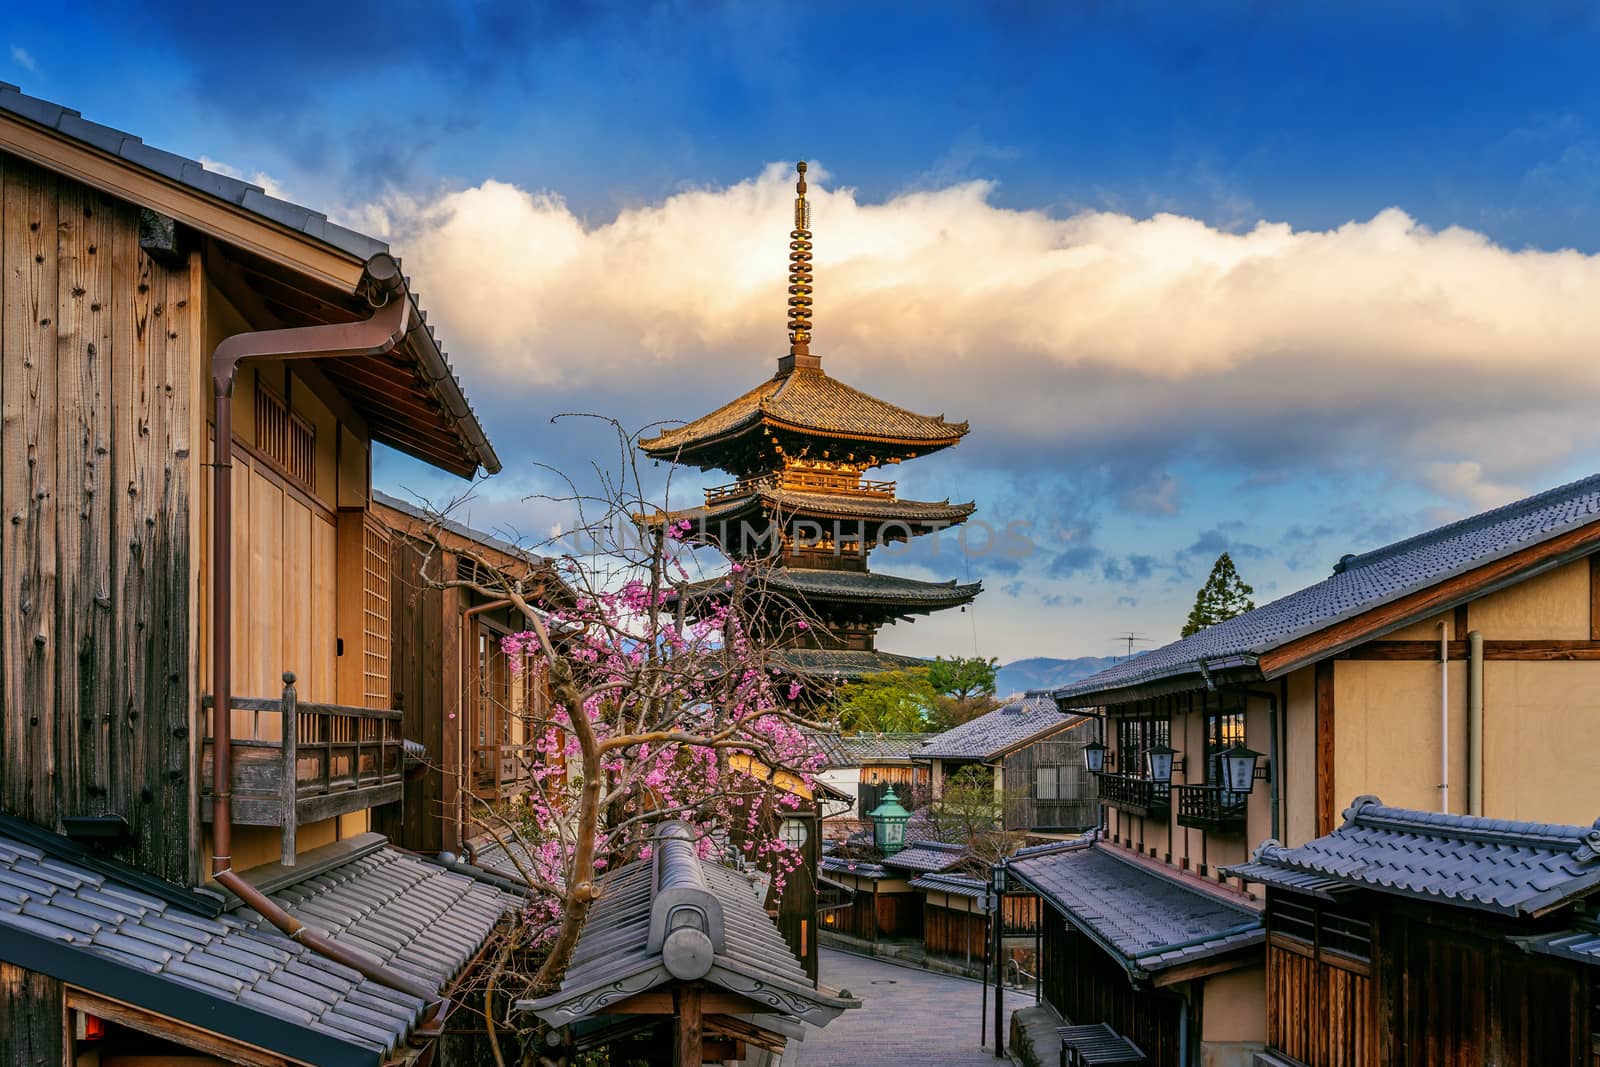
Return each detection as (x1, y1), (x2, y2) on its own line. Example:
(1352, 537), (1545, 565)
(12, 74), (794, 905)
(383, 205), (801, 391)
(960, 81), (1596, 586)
(673, 984), (703, 1067)
(279, 672), (298, 866)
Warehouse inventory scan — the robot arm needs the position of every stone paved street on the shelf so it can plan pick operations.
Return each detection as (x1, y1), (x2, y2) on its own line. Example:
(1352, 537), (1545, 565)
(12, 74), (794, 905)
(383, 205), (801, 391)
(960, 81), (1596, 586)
(785, 947), (1023, 1066)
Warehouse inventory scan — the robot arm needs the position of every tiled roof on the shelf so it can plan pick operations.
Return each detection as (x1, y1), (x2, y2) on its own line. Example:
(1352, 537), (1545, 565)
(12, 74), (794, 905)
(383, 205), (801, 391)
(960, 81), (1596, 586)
(1053, 473), (1600, 703)
(1526, 924), (1600, 966)
(639, 367), (969, 462)
(809, 731), (931, 766)
(0, 83), (499, 479)
(1227, 796), (1600, 918)
(776, 649), (931, 681)
(909, 873), (989, 900)
(917, 696), (1083, 761)
(1008, 843), (1262, 979)
(689, 567), (981, 608)
(0, 82), (385, 261)
(882, 841), (969, 875)
(520, 822), (856, 1029)
(820, 854), (891, 880)
(668, 487), (976, 526)
(373, 491), (550, 568)
(0, 827), (516, 1066)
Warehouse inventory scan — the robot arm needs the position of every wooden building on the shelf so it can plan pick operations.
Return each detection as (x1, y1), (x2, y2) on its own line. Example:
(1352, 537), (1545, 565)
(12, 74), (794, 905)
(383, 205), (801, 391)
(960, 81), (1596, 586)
(0, 84), (523, 1065)
(371, 491), (564, 855)
(638, 162), (979, 683)
(1230, 796), (1600, 1066)
(520, 821), (857, 1066)
(918, 696), (1097, 834)
(810, 731), (932, 824)
(1041, 473), (1600, 1064)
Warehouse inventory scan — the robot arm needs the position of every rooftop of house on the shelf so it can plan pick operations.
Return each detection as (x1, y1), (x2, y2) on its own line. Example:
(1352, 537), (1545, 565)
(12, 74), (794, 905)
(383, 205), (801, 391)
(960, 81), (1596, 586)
(1007, 841), (1262, 982)
(808, 731), (934, 767)
(908, 872), (988, 900)
(0, 821), (516, 1067)
(520, 822), (856, 1035)
(1227, 795), (1600, 918)
(1052, 472), (1600, 705)
(881, 841), (969, 875)
(917, 695), (1086, 761)
(0, 82), (499, 478)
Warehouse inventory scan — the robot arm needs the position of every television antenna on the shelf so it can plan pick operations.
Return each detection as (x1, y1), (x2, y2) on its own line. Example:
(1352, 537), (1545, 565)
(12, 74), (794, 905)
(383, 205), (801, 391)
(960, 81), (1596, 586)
(1111, 632), (1150, 660)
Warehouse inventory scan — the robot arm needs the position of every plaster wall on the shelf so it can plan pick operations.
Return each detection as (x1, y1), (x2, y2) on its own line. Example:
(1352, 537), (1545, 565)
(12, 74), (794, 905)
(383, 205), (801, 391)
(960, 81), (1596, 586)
(1465, 558), (1589, 639)
(1482, 661), (1600, 823)
(1200, 964), (1267, 1067)
(1334, 659), (1468, 816)
(1282, 666), (1316, 847)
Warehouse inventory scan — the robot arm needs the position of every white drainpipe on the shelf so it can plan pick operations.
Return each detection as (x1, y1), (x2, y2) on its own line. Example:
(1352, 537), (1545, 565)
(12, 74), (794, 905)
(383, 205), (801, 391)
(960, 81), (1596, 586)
(1439, 620), (1450, 813)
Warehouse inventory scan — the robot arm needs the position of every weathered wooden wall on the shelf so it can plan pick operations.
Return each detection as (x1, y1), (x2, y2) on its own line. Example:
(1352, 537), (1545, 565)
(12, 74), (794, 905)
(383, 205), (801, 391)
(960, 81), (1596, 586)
(924, 902), (985, 960)
(377, 535), (450, 853)
(1003, 734), (1096, 831)
(0, 961), (64, 1066)
(0, 153), (195, 882)
(1041, 915), (1182, 1066)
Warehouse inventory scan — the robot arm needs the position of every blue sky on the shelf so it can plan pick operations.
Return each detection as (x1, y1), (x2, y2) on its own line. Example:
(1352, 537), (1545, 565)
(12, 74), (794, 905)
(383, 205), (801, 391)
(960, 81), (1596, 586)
(11, 3), (1600, 664)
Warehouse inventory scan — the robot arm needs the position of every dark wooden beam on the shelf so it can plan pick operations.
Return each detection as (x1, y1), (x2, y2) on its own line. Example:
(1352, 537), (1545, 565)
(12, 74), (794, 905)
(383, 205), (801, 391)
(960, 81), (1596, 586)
(674, 984), (703, 1067)
(1590, 555), (1600, 641)
(1342, 640), (1600, 661)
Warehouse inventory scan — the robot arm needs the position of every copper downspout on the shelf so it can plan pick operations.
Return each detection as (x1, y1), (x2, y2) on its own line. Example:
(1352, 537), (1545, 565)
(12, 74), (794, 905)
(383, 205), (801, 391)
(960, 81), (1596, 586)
(209, 253), (448, 1029)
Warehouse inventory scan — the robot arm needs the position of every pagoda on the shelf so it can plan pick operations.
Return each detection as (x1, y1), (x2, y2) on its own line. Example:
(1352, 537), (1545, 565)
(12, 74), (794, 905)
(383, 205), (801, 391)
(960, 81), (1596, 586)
(639, 162), (981, 681)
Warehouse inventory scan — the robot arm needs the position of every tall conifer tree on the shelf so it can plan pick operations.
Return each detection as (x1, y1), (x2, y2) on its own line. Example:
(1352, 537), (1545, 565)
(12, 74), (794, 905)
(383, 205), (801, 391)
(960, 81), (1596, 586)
(1182, 552), (1256, 637)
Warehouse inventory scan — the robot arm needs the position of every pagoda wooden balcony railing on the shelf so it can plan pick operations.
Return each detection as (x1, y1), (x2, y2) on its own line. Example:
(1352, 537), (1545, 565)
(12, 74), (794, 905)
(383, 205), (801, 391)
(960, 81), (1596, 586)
(470, 741), (541, 803)
(1174, 784), (1249, 833)
(201, 672), (404, 866)
(1092, 772), (1170, 819)
(704, 470), (897, 506)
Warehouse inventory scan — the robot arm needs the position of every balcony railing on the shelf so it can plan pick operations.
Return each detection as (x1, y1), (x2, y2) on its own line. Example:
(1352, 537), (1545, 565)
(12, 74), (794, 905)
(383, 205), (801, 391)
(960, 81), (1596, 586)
(201, 672), (404, 866)
(704, 470), (897, 506)
(1175, 785), (1249, 833)
(1092, 772), (1170, 818)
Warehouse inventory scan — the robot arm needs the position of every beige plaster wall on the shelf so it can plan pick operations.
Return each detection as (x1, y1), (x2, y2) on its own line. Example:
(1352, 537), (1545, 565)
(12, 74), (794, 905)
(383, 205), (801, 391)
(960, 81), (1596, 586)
(1282, 666), (1317, 847)
(1467, 558), (1590, 639)
(1334, 659), (1468, 815)
(1482, 661), (1600, 823)
(1203, 964), (1267, 1041)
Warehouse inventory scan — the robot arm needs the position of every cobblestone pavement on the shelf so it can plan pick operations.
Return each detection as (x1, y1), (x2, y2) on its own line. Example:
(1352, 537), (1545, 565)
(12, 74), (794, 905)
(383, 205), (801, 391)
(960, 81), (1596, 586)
(784, 947), (1024, 1066)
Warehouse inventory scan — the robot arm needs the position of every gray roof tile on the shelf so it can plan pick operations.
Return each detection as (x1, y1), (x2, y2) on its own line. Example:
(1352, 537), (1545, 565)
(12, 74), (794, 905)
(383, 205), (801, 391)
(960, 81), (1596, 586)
(1056, 474), (1600, 702)
(1008, 843), (1262, 977)
(0, 828), (516, 1064)
(521, 821), (858, 1029)
(918, 697), (1086, 760)
(1226, 796), (1600, 917)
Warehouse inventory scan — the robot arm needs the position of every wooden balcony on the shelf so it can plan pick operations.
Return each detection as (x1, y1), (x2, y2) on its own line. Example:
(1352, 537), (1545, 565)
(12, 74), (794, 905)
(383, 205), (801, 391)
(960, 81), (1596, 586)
(470, 742), (541, 803)
(201, 673), (404, 866)
(1092, 772), (1170, 819)
(704, 470), (896, 505)
(1174, 785), (1248, 833)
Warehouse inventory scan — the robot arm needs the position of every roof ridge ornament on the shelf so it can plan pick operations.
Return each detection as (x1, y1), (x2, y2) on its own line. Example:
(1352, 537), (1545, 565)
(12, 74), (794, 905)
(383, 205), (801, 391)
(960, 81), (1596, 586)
(780, 160), (821, 374)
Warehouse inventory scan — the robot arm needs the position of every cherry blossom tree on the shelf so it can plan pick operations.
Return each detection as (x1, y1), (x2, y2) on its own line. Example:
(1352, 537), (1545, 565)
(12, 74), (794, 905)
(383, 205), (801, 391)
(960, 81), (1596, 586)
(407, 416), (831, 999)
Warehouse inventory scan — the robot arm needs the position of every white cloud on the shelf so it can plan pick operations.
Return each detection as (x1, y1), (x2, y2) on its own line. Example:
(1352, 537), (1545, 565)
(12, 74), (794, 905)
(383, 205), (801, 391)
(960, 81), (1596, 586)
(9, 46), (36, 72)
(368, 163), (1600, 507)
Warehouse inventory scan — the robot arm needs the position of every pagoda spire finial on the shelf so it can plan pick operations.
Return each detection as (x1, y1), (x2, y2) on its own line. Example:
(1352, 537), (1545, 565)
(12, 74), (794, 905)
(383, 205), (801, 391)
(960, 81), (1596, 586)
(782, 160), (820, 372)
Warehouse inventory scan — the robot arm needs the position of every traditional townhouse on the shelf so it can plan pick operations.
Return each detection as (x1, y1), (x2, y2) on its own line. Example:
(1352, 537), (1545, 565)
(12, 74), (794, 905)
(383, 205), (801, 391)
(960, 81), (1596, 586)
(809, 730), (931, 825)
(1016, 473), (1600, 1066)
(918, 695), (1098, 834)
(0, 85), (522, 1065)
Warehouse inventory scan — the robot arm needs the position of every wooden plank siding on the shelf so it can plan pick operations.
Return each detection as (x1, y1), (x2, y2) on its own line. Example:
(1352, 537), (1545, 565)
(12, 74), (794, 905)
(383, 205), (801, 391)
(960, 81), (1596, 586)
(1, 154), (194, 882)
(1002, 734), (1096, 832)
(1266, 940), (1371, 1067)
(0, 960), (65, 1067)
(923, 902), (986, 961)
(1040, 914), (1182, 1066)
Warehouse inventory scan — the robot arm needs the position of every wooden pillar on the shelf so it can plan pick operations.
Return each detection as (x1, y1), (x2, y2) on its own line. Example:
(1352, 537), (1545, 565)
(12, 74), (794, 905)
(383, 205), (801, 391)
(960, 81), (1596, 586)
(1315, 660), (1336, 835)
(673, 983), (703, 1067)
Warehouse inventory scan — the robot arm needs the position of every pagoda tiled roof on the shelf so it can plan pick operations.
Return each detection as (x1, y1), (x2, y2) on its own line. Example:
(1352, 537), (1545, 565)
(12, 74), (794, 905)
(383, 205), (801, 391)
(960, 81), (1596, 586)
(666, 486), (975, 527)
(688, 567), (981, 608)
(639, 367), (968, 461)
(776, 649), (930, 681)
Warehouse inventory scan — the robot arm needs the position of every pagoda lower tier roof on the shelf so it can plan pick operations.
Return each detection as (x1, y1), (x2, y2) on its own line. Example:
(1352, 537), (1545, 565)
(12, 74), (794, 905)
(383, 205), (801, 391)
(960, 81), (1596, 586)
(655, 488), (976, 550)
(639, 366), (968, 471)
(684, 566), (982, 612)
(774, 648), (931, 681)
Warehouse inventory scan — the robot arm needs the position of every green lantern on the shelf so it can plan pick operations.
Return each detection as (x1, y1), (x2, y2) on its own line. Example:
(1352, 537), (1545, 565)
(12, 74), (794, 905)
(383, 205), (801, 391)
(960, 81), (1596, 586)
(868, 785), (912, 855)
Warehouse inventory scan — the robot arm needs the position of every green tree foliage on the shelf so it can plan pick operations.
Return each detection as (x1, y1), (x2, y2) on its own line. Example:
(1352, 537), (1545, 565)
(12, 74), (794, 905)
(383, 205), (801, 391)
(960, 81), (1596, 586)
(1181, 551), (1256, 637)
(927, 765), (1028, 868)
(834, 669), (937, 732)
(926, 655), (1002, 730)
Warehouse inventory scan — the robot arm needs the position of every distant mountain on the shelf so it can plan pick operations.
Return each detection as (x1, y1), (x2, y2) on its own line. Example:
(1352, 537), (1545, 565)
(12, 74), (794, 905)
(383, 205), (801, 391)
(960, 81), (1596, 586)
(995, 656), (1124, 698)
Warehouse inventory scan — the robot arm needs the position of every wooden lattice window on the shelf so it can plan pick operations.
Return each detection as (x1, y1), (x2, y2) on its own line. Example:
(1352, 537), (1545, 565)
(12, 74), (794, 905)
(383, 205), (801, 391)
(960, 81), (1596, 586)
(1269, 893), (1371, 964)
(255, 382), (316, 489)
(361, 519), (391, 709)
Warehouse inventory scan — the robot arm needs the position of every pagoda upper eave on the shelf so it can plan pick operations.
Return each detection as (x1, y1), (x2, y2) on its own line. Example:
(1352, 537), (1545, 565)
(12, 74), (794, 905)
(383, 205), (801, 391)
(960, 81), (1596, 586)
(681, 567), (982, 613)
